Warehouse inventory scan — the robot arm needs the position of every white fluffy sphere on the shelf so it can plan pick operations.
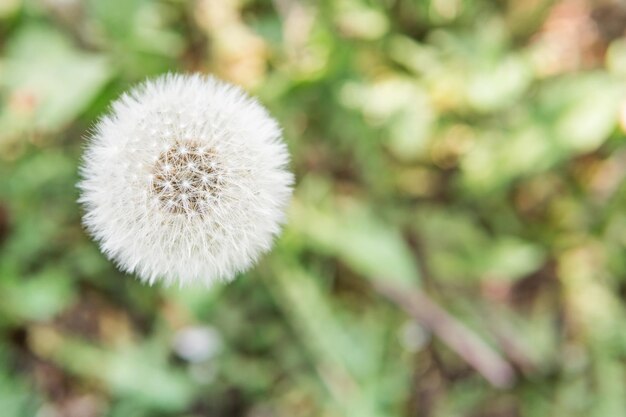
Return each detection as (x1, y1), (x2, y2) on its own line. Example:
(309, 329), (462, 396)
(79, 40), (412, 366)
(79, 74), (293, 286)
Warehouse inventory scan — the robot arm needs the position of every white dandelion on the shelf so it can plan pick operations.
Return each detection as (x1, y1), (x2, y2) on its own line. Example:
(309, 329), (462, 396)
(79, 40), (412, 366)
(78, 73), (293, 286)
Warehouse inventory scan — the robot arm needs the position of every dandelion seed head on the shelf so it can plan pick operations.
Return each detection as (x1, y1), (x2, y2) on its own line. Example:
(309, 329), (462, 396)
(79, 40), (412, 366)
(78, 73), (293, 286)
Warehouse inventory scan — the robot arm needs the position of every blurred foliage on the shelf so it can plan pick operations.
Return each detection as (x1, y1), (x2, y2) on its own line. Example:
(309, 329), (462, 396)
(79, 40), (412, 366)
(2, 0), (626, 416)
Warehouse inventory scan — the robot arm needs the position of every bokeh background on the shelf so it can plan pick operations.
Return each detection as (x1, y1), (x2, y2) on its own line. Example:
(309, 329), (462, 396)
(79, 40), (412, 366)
(2, 0), (626, 416)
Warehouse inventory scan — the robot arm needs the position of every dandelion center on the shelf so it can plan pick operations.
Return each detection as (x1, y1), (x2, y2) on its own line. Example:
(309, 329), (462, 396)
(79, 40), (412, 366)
(151, 141), (222, 215)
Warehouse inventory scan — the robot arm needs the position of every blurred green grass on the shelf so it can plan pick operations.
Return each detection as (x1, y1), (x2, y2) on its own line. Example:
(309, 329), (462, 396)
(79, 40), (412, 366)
(2, 0), (626, 416)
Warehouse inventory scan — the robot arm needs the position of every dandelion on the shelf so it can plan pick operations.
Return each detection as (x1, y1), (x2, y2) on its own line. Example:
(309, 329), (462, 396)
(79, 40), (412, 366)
(78, 74), (293, 286)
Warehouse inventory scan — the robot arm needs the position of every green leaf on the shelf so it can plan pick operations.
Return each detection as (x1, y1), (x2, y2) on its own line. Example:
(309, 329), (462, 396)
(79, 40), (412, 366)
(36, 332), (195, 412)
(0, 268), (75, 321)
(0, 24), (113, 144)
(266, 261), (396, 417)
(291, 197), (420, 287)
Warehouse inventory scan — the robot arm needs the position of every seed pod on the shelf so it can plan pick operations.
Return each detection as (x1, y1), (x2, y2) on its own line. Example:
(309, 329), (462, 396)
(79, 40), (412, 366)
(78, 74), (293, 286)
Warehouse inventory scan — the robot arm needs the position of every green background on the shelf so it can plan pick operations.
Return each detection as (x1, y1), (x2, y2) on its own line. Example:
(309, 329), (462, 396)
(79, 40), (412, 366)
(2, 0), (626, 416)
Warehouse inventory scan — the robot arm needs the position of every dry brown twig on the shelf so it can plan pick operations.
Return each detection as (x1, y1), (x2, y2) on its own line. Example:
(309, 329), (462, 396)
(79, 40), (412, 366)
(373, 281), (517, 389)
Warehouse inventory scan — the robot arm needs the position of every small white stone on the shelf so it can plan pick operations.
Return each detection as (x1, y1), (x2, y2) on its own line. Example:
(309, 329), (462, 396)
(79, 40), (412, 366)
(173, 326), (222, 363)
